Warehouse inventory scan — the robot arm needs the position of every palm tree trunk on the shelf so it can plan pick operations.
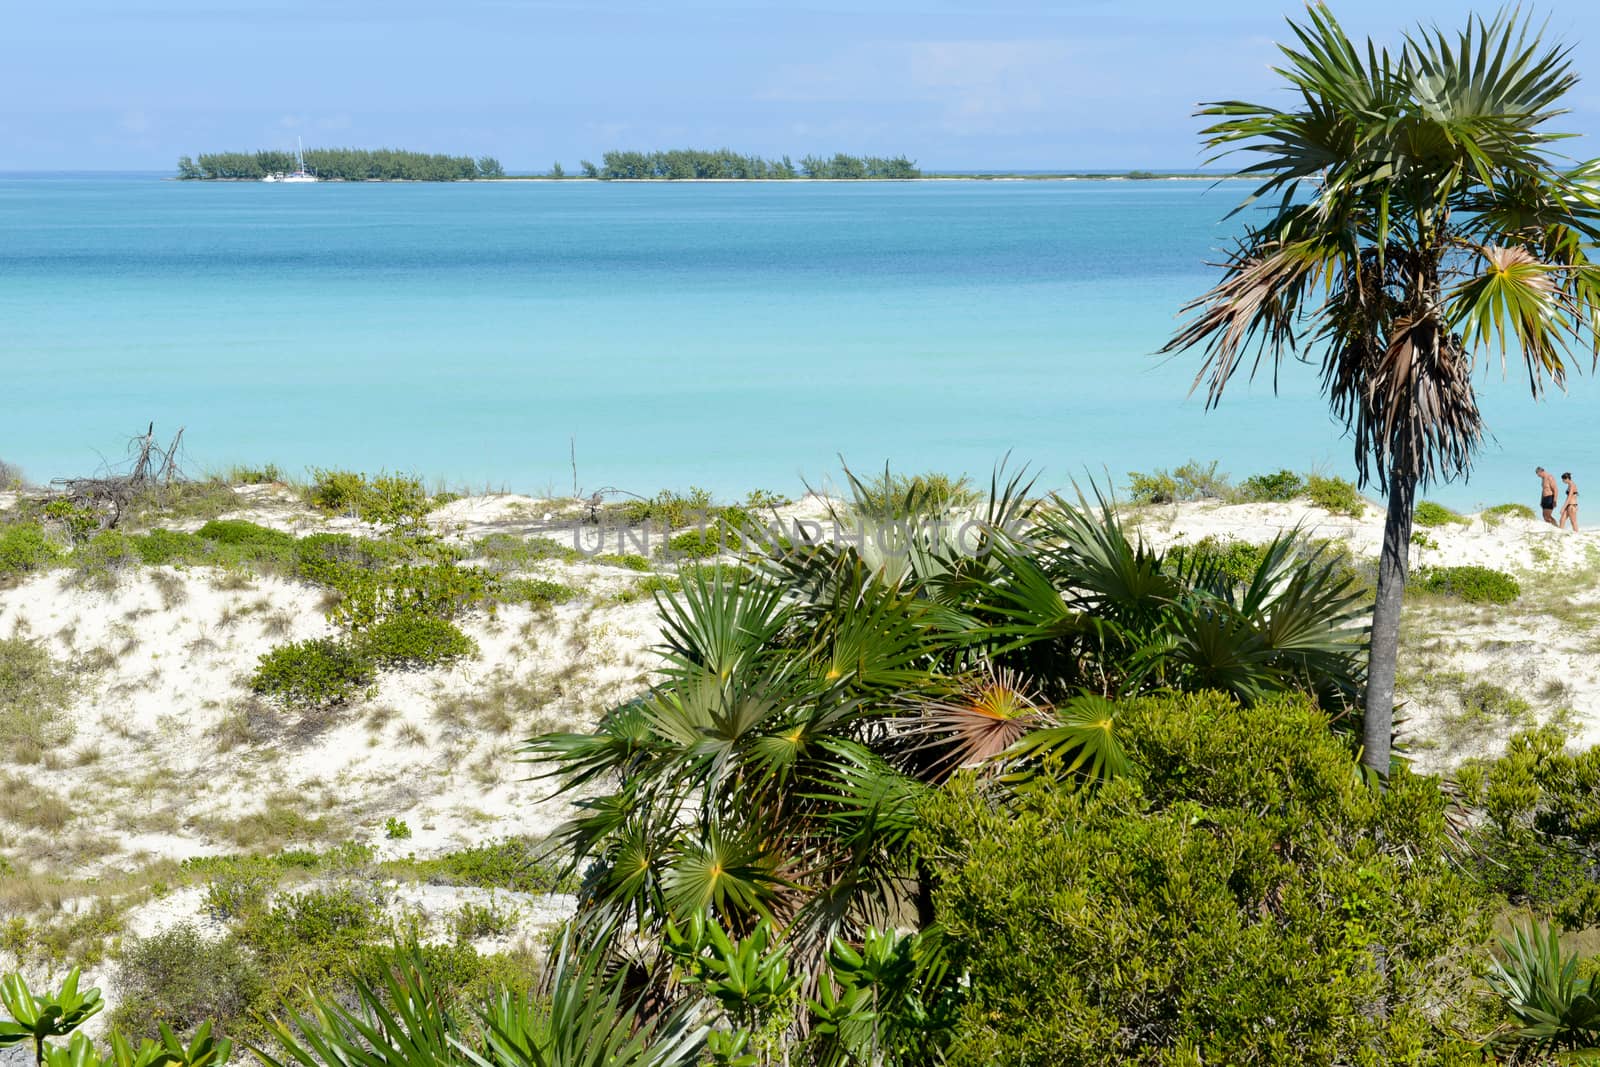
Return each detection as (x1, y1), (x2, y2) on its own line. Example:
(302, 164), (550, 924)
(1363, 469), (1416, 775)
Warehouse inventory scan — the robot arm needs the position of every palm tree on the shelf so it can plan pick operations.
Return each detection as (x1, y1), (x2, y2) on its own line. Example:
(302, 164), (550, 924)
(1163, 5), (1600, 773)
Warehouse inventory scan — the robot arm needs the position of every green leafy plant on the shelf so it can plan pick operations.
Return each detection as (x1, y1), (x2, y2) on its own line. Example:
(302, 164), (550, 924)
(0, 523), (63, 580)
(1483, 502), (1537, 526)
(356, 614), (477, 670)
(1413, 501), (1468, 527)
(1125, 459), (1232, 504)
(0, 968), (102, 1066)
(384, 816), (412, 840)
(249, 639), (375, 709)
(1304, 474), (1365, 517)
(1414, 565), (1520, 605)
(1237, 469), (1304, 503)
(111, 925), (260, 1039)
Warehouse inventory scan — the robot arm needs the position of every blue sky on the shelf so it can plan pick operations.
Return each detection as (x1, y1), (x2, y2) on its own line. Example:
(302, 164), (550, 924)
(5, 1), (1600, 171)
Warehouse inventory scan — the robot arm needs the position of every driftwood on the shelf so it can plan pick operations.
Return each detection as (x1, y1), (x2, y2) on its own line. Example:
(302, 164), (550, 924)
(44, 423), (188, 529)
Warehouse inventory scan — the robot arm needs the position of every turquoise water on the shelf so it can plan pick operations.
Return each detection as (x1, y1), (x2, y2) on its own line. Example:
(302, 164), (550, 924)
(2, 173), (1592, 509)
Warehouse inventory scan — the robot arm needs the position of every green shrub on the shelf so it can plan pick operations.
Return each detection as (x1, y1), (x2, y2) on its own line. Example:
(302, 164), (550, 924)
(306, 469), (437, 528)
(1414, 564), (1520, 604)
(619, 487), (715, 528)
(391, 837), (572, 893)
(918, 691), (1492, 1066)
(131, 528), (210, 565)
(1482, 502), (1536, 526)
(356, 614), (477, 670)
(68, 530), (139, 587)
(227, 463), (284, 485)
(1126, 459), (1232, 505)
(472, 533), (583, 568)
(293, 532), (410, 585)
(384, 816), (412, 840)
(1413, 501), (1468, 527)
(666, 524), (741, 560)
(594, 552), (652, 571)
(849, 469), (981, 519)
(42, 498), (105, 543)
(498, 577), (578, 607)
(1166, 536), (1268, 585)
(197, 518), (296, 550)
(110, 923), (263, 1038)
(1456, 726), (1600, 928)
(0, 522), (63, 578)
(250, 638), (375, 708)
(0, 637), (78, 761)
(1237, 469), (1304, 503)
(324, 562), (494, 631)
(1305, 473), (1365, 517)
(305, 468), (368, 514)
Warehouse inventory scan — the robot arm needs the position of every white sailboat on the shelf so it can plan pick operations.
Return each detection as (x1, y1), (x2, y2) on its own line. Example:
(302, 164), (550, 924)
(264, 138), (318, 183)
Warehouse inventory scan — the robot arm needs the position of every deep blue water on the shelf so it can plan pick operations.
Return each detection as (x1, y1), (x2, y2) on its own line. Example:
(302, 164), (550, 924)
(1, 174), (1591, 509)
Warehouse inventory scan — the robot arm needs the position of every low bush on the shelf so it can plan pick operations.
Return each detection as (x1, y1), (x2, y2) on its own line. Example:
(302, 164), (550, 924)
(1237, 469), (1304, 503)
(497, 577), (577, 607)
(1456, 726), (1600, 929)
(293, 531), (410, 585)
(0, 521), (63, 578)
(1482, 502), (1536, 526)
(665, 523), (742, 560)
(1305, 473), (1365, 517)
(618, 487), (715, 528)
(1166, 536), (1268, 585)
(849, 469), (982, 519)
(472, 533), (583, 568)
(324, 562), (494, 631)
(197, 519), (296, 550)
(918, 691), (1492, 1066)
(250, 638), (375, 708)
(1414, 564), (1520, 605)
(227, 463), (284, 485)
(1413, 501), (1468, 527)
(68, 529), (140, 587)
(1126, 459), (1232, 505)
(42, 498), (106, 543)
(307, 469), (436, 528)
(391, 837), (572, 893)
(356, 614), (477, 670)
(131, 528), (210, 565)
(0, 637), (79, 761)
(594, 552), (652, 571)
(0, 459), (23, 489)
(111, 923), (263, 1038)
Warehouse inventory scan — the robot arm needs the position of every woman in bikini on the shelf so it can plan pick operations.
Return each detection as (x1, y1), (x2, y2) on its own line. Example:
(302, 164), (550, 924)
(1560, 472), (1580, 532)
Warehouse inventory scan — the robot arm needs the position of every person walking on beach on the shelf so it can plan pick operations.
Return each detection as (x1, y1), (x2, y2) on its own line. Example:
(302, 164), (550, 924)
(1538, 467), (1559, 525)
(1560, 472), (1580, 532)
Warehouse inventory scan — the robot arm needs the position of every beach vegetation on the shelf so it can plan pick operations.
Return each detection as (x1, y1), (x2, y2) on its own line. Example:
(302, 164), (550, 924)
(1483, 502), (1537, 526)
(0, 522), (63, 581)
(355, 614), (477, 670)
(918, 692), (1491, 1066)
(845, 466), (981, 518)
(0, 460), (23, 490)
(1304, 473), (1364, 517)
(1163, 5), (1600, 776)
(496, 576), (578, 607)
(0, 636), (79, 762)
(305, 469), (436, 528)
(1414, 564), (1521, 605)
(383, 816), (411, 840)
(594, 551), (652, 571)
(224, 463), (283, 485)
(1413, 501), (1468, 527)
(1125, 459), (1232, 504)
(111, 924), (261, 1039)
(1237, 468), (1304, 502)
(249, 638), (375, 709)
(66, 529), (140, 589)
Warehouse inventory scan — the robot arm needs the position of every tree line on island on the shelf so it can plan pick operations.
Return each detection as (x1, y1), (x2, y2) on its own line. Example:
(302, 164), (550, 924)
(176, 147), (918, 180)
(578, 148), (920, 179)
(177, 149), (505, 181)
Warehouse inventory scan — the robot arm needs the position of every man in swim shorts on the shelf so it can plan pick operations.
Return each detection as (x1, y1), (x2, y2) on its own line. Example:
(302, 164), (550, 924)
(1538, 467), (1559, 525)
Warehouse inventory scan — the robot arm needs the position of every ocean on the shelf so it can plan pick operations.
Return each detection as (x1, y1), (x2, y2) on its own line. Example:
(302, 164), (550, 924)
(2, 172), (1591, 510)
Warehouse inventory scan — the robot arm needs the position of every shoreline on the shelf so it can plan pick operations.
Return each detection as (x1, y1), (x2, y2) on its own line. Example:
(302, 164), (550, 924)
(166, 173), (1235, 184)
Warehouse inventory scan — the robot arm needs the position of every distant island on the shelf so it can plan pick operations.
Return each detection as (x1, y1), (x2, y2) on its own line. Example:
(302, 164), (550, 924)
(177, 148), (504, 181)
(580, 149), (920, 179)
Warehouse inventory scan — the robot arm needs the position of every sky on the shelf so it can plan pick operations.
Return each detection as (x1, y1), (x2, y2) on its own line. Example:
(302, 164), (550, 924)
(5, 1), (1600, 172)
